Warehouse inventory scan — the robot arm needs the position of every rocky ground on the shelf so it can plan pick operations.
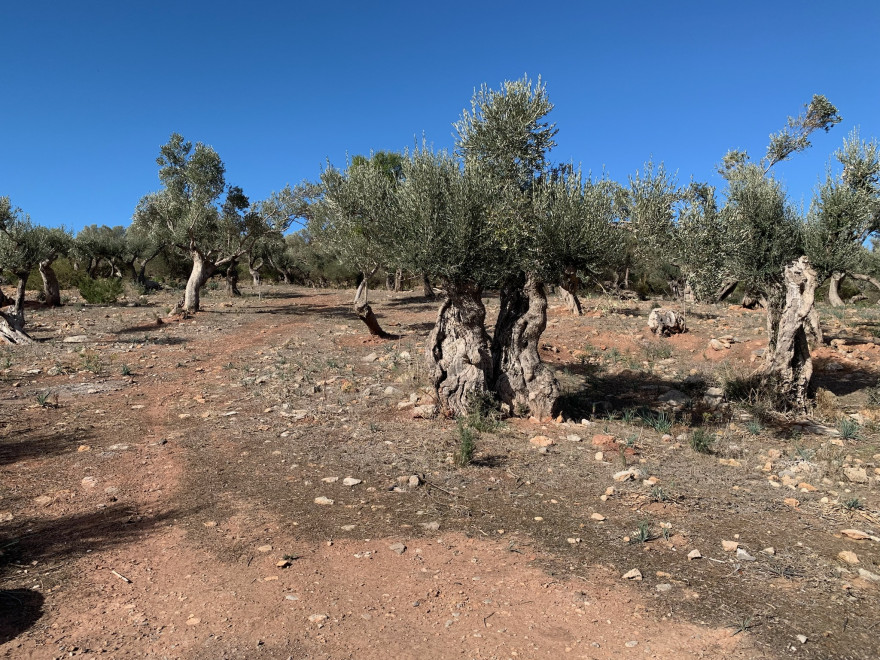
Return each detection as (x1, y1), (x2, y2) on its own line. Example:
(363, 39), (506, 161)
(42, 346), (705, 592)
(0, 284), (878, 659)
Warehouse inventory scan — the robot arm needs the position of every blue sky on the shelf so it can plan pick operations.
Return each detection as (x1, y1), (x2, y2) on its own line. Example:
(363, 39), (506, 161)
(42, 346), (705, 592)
(2, 1), (878, 234)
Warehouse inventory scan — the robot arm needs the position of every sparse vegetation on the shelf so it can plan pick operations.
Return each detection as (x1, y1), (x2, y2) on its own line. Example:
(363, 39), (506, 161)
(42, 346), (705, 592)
(689, 428), (713, 453)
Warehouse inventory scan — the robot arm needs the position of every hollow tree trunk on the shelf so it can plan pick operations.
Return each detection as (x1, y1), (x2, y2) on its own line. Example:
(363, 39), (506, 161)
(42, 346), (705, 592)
(762, 257), (818, 414)
(422, 273), (435, 299)
(427, 280), (493, 416)
(828, 271), (845, 307)
(492, 273), (560, 420)
(183, 252), (216, 312)
(39, 259), (62, 307)
(226, 258), (241, 296)
(354, 267), (391, 338)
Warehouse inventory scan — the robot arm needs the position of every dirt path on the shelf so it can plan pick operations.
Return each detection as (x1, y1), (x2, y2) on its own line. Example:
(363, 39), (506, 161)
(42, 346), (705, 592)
(2, 286), (878, 658)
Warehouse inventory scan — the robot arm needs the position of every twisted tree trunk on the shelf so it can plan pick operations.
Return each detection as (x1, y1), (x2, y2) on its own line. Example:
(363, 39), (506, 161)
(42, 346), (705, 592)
(762, 257), (818, 414)
(39, 259), (62, 307)
(427, 280), (493, 416)
(354, 267), (391, 338)
(226, 258), (241, 296)
(849, 272), (880, 301)
(0, 275), (33, 344)
(422, 273), (435, 299)
(828, 271), (845, 307)
(492, 273), (560, 420)
(558, 270), (582, 315)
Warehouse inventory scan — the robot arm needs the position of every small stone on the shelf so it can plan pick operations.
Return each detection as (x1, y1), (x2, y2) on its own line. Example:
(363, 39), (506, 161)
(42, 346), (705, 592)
(767, 448), (782, 459)
(408, 475), (421, 488)
(784, 497), (800, 508)
(341, 524), (356, 531)
(321, 476), (339, 483)
(186, 617), (200, 626)
(718, 458), (741, 467)
(257, 544), (273, 553)
(411, 404), (437, 419)
(567, 434), (582, 442)
(0, 512), (12, 522)
(796, 635), (807, 644)
(342, 477), (362, 487)
(709, 338), (726, 351)
(314, 496), (334, 505)
(594, 451), (604, 461)
(77, 445), (91, 452)
(761, 547), (776, 556)
(81, 476), (98, 489)
(397, 400), (415, 410)
(838, 551), (859, 564)
(604, 487), (615, 496)
(590, 513), (606, 521)
(389, 542), (406, 555)
(285, 594), (299, 601)
(34, 495), (53, 506)
(798, 482), (817, 492)
(202, 520), (216, 527)
(383, 386), (399, 395)
(736, 548), (756, 562)
(857, 568), (880, 582)
(592, 434), (615, 446)
(308, 614), (328, 623)
(622, 568), (642, 580)
(63, 335), (88, 343)
(625, 640), (639, 647)
(844, 467), (869, 484)
(841, 529), (874, 541)
(722, 540), (739, 552)
(529, 435), (555, 447)
(277, 559), (292, 568)
(420, 521), (440, 531)
(567, 537), (581, 544)
(362, 352), (378, 363)
(687, 549), (702, 560)
(656, 583), (672, 592)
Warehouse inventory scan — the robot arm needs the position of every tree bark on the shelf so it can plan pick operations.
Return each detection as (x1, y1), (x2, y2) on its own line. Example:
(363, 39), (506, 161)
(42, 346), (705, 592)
(394, 268), (403, 292)
(849, 272), (880, 300)
(226, 258), (241, 296)
(0, 275), (33, 344)
(762, 257), (818, 414)
(183, 251), (216, 312)
(427, 280), (493, 416)
(39, 259), (62, 307)
(715, 279), (739, 302)
(558, 270), (582, 315)
(492, 273), (560, 420)
(828, 271), (845, 307)
(421, 273), (435, 299)
(248, 256), (263, 286)
(354, 267), (391, 338)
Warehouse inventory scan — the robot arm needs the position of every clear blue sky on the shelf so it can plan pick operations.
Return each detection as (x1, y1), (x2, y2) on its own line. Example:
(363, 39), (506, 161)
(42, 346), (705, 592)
(2, 1), (878, 234)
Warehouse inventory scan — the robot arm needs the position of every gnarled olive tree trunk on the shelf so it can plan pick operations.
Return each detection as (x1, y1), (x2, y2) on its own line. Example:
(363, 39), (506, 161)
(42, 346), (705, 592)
(427, 280), (493, 416)
(0, 275), (33, 344)
(422, 273), (435, 299)
(39, 259), (62, 307)
(492, 273), (560, 420)
(183, 251), (216, 312)
(762, 257), (818, 414)
(226, 258), (241, 296)
(557, 270), (582, 315)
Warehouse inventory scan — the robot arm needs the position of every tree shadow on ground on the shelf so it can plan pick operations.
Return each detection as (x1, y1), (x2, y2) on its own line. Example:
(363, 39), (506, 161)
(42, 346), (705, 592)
(0, 589), (43, 644)
(812, 359), (879, 397)
(0, 428), (94, 468)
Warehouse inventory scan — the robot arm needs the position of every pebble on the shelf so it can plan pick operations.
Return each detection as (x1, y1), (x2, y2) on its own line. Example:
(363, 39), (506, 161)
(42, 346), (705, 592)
(594, 451), (604, 461)
(321, 476), (339, 483)
(625, 640), (638, 647)
(257, 545), (273, 553)
(362, 353), (378, 363)
(420, 521), (440, 531)
(590, 513), (606, 521)
(656, 583), (672, 592)
(81, 476), (98, 489)
(736, 548), (756, 562)
(838, 551), (859, 564)
(341, 524), (356, 531)
(308, 614), (328, 623)
(285, 594), (299, 601)
(622, 568), (642, 580)
(529, 435), (555, 447)
(761, 547), (775, 556)
(34, 495), (53, 506)
(857, 568), (880, 582)
(687, 549), (702, 560)
(186, 617), (200, 626)
(722, 540), (739, 552)
(342, 477), (362, 487)
(314, 496), (334, 505)
(389, 542), (406, 555)
(567, 434), (582, 442)
(796, 635), (807, 644)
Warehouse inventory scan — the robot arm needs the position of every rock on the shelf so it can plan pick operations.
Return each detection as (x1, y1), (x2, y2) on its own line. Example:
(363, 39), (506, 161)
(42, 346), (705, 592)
(736, 548), (756, 562)
(761, 547), (776, 556)
(784, 497), (800, 508)
(657, 389), (690, 410)
(656, 583), (672, 592)
(590, 513), (606, 521)
(722, 540), (739, 552)
(530, 435), (555, 447)
(625, 640), (639, 648)
(362, 352), (378, 363)
(411, 404), (437, 419)
(647, 308), (686, 336)
(285, 594), (299, 601)
(420, 521), (440, 531)
(844, 467), (869, 484)
(841, 529), (879, 541)
(308, 614), (329, 623)
(709, 338), (727, 351)
(389, 542), (406, 555)
(397, 400), (414, 410)
(383, 386), (399, 395)
(591, 434), (615, 447)
(321, 476), (339, 483)
(277, 559), (292, 568)
(718, 458), (741, 467)
(63, 335), (89, 343)
(613, 468), (645, 482)
(567, 537), (581, 544)
(257, 544), (273, 553)
(0, 512), (12, 522)
(796, 635), (808, 644)
(687, 549), (702, 560)
(622, 568), (642, 580)
(594, 451), (604, 461)
(857, 568), (880, 582)
(34, 495), (53, 506)
(81, 476), (98, 489)
(77, 445), (91, 452)
(342, 477), (362, 487)
(566, 434), (582, 442)
(341, 524), (356, 531)
(407, 475), (421, 488)
(838, 551), (859, 564)
(186, 617), (200, 626)
(314, 496), (334, 505)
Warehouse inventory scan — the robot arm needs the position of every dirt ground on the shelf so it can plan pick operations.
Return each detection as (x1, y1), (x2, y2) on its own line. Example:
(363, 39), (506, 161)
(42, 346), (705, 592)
(1, 283), (879, 659)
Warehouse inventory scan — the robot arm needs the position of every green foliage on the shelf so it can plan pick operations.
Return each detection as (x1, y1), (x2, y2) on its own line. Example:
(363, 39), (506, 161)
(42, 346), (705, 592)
(689, 428), (713, 453)
(842, 497), (864, 511)
(77, 275), (124, 304)
(454, 419), (477, 467)
(837, 417), (860, 440)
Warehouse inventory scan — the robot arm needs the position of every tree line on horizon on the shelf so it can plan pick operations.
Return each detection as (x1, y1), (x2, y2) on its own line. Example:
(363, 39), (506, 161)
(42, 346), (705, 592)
(2, 77), (879, 416)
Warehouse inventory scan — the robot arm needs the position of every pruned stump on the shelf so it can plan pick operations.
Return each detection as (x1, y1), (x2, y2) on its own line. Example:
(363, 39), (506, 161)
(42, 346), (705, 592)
(647, 308), (686, 337)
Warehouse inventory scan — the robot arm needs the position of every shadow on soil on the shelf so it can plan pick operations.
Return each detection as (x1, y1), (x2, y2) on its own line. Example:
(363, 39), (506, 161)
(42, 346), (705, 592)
(0, 429), (93, 468)
(0, 589), (43, 644)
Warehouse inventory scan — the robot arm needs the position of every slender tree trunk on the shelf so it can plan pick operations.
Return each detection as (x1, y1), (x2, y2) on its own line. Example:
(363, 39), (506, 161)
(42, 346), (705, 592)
(422, 273), (435, 299)
(354, 267), (391, 338)
(623, 267), (630, 289)
(715, 279), (739, 302)
(394, 268), (403, 292)
(492, 273), (560, 420)
(248, 257), (263, 286)
(184, 252), (216, 312)
(385, 272), (395, 291)
(762, 257), (818, 414)
(226, 258), (241, 296)
(828, 271), (845, 307)
(39, 259), (62, 307)
(427, 280), (493, 416)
